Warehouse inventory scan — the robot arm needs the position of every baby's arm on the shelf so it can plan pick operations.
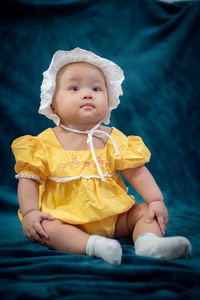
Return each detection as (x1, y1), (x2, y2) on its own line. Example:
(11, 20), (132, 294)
(122, 166), (168, 235)
(18, 178), (54, 244)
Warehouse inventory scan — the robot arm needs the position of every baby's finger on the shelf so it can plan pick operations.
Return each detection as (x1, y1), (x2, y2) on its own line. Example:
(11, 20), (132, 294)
(157, 215), (165, 235)
(34, 222), (49, 239)
(32, 236), (45, 245)
(40, 213), (54, 221)
(30, 230), (44, 243)
(23, 230), (32, 240)
(146, 209), (155, 224)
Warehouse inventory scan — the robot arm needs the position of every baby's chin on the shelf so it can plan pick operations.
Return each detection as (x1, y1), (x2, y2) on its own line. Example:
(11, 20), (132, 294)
(59, 121), (100, 131)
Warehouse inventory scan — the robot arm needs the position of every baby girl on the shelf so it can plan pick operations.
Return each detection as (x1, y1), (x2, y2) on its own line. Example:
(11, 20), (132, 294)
(12, 48), (191, 265)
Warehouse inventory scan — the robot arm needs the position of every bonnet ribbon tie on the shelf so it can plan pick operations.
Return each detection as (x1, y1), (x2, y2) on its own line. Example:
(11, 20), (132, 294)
(59, 123), (120, 181)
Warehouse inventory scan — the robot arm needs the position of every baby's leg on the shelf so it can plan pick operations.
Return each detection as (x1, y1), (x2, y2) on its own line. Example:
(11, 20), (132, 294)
(115, 203), (191, 259)
(127, 203), (162, 241)
(42, 220), (122, 265)
(42, 219), (89, 254)
(115, 203), (161, 240)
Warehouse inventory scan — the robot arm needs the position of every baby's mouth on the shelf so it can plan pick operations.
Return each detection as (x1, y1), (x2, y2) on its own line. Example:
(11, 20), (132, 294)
(80, 103), (95, 108)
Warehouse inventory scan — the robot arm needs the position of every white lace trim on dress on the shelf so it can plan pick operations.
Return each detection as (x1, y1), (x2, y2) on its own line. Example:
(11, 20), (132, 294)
(15, 173), (44, 184)
(48, 171), (116, 183)
(15, 171), (116, 184)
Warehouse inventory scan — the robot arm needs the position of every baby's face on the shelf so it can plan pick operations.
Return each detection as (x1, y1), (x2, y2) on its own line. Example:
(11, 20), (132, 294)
(51, 62), (108, 129)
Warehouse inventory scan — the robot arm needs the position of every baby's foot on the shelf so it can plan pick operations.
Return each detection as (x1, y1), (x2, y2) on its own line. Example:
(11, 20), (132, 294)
(86, 235), (122, 265)
(135, 233), (191, 259)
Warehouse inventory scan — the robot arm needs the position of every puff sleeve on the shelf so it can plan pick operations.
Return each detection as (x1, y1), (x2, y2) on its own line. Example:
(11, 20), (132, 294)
(11, 135), (49, 184)
(112, 132), (151, 171)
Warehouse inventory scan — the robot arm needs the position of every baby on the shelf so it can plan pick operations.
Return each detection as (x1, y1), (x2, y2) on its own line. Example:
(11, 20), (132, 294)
(12, 48), (191, 265)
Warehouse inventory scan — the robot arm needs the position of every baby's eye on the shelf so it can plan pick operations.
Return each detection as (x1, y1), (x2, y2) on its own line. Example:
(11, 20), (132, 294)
(93, 87), (100, 92)
(71, 87), (79, 91)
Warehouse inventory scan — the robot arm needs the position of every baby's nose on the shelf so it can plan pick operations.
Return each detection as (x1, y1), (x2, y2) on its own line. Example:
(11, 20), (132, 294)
(82, 90), (93, 99)
(83, 95), (92, 99)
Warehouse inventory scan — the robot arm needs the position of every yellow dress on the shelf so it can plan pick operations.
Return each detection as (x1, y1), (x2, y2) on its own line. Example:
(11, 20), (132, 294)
(11, 127), (151, 237)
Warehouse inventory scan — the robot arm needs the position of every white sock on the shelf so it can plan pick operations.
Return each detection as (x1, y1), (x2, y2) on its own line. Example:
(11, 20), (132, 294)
(86, 235), (122, 265)
(135, 233), (192, 260)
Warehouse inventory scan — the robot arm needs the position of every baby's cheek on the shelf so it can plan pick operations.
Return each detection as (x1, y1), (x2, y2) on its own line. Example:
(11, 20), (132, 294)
(100, 105), (108, 117)
(102, 98), (109, 111)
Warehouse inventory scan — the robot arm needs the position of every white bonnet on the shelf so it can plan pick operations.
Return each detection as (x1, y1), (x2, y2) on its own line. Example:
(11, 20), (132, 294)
(39, 47), (124, 125)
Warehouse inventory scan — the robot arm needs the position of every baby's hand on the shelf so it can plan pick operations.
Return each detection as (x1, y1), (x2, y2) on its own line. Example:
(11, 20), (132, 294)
(146, 201), (168, 236)
(22, 210), (54, 244)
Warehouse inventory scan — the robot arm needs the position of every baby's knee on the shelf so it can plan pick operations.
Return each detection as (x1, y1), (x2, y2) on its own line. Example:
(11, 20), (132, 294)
(127, 203), (149, 232)
(133, 202), (149, 219)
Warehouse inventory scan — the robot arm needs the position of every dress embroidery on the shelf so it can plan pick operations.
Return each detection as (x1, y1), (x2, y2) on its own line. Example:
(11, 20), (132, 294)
(61, 156), (106, 169)
(59, 123), (120, 181)
(60, 163), (67, 168)
(97, 156), (104, 165)
(70, 157), (81, 166)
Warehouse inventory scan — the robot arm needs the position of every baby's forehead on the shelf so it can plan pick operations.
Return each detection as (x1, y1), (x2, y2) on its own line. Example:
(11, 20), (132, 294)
(57, 62), (105, 82)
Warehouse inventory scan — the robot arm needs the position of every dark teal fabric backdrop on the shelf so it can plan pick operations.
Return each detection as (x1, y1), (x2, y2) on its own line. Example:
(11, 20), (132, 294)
(0, 0), (200, 299)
